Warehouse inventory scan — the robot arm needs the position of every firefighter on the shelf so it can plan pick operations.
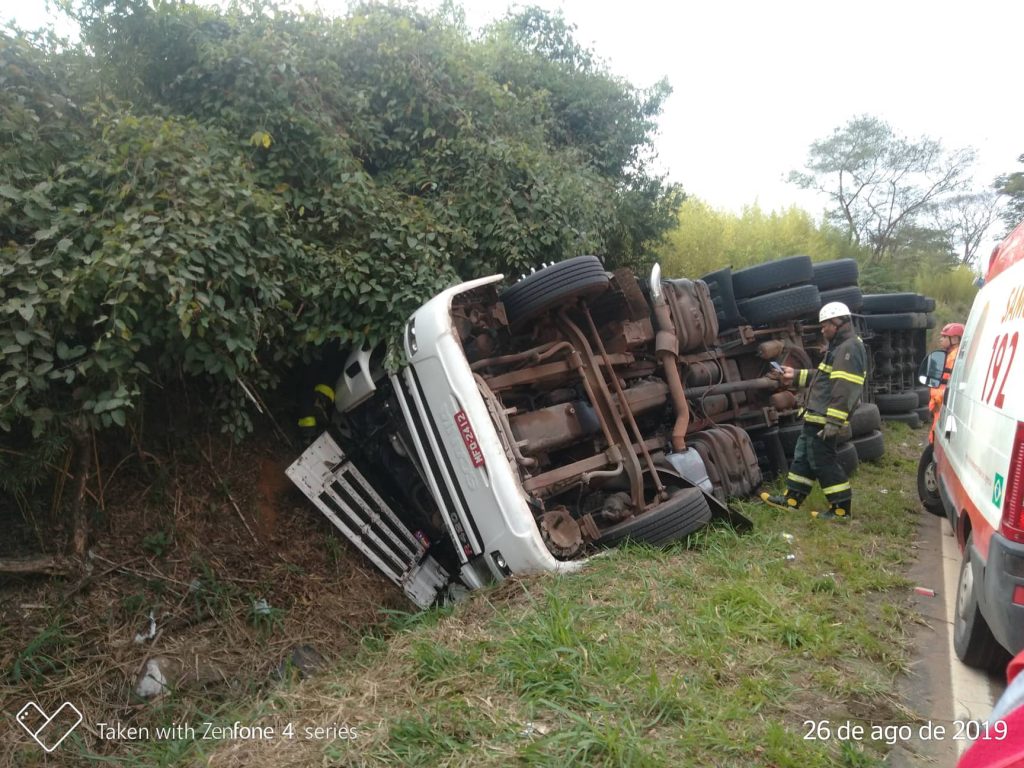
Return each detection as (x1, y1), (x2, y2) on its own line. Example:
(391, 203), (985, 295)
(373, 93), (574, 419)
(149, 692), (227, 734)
(761, 301), (867, 520)
(928, 322), (964, 443)
(296, 349), (345, 444)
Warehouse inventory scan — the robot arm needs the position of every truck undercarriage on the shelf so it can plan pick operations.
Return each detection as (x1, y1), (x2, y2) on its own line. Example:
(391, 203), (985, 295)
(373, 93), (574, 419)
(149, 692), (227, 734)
(288, 257), (828, 606)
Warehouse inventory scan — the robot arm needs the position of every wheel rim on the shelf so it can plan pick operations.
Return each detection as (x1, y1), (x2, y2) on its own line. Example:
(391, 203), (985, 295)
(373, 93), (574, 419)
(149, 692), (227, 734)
(956, 553), (974, 635)
(924, 461), (939, 494)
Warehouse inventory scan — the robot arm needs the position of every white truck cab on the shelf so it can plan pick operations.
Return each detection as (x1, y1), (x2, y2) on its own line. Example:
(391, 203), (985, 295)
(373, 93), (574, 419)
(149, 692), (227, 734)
(933, 219), (1024, 669)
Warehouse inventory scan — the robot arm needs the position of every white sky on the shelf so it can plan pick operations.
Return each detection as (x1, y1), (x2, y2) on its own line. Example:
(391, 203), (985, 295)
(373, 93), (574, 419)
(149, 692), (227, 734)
(7, 0), (1024, 234)
(430, 0), (1024, 222)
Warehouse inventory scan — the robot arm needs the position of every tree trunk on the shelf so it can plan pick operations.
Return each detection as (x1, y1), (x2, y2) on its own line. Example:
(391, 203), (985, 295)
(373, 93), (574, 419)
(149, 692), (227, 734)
(69, 421), (91, 559)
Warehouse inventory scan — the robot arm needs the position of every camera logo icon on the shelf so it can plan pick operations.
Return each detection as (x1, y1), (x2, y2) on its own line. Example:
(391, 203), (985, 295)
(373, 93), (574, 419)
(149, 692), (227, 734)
(15, 701), (83, 752)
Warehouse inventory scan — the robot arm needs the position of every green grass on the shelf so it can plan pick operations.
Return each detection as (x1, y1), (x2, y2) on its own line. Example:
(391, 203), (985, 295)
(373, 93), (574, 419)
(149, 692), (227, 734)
(45, 425), (927, 767)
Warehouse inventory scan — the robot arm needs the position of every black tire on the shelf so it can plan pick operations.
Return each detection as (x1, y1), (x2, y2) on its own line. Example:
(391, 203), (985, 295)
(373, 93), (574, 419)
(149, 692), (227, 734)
(954, 534), (1011, 671)
(745, 426), (788, 479)
(849, 403), (881, 437)
(863, 312), (930, 331)
(861, 293), (930, 313)
(500, 256), (610, 326)
(881, 411), (921, 428)
(731, 256), (813, 299)
(836, 440), (859, 476)
(925, 313), (936, 329)
(875, 392), (920, 414)
(917, 444), (945, 517)
(819, 286), (864, 312)
(778, 422), (803, 458)
(915, 387), (930, 407)
(597, 486), (712, 547)
(737, 284), (821, 326)
(700, 267), (743, 329)
(921, 297), (936, 312)
(874, 363), (895, 377)
(913, 406), (932, 426)
(852, 430), (885, 461)
(812, 259), (860, 291)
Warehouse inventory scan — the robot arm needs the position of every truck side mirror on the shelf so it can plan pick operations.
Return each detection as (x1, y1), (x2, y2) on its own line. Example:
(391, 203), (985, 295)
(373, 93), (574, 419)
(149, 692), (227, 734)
(917, 350), (947, 388)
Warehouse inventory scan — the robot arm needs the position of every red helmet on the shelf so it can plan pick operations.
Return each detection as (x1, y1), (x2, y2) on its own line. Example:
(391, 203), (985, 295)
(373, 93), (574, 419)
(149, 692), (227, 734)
(941, 322), (965, 338)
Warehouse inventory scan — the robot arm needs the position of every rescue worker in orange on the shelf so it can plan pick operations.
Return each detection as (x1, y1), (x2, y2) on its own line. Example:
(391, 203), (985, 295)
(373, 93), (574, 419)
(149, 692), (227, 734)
(928, 322), (964, 443)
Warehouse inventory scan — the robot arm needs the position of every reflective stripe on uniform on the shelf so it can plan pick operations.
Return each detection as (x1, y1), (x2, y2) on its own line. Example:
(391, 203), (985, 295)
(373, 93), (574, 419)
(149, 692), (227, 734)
(786, 468), (811, 487)
(818, 362), (833, 373)
(804, 412), (827, 424)
(826, 407), (848, 421)
(298, 416), (317, 428)
(830, 370), (865, 385)
(314, 384), (336, 401)
(822, 481), (852, 496)
(798, 369), (810, 387)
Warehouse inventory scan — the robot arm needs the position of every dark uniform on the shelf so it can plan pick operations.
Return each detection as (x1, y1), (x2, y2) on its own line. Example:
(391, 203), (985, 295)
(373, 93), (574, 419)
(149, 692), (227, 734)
(766, 322), (867, 519)
(297, 347), (345, 444)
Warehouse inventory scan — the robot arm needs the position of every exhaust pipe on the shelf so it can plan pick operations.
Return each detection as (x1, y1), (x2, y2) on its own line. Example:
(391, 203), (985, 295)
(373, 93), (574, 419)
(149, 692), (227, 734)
(649, 264), (689, 451)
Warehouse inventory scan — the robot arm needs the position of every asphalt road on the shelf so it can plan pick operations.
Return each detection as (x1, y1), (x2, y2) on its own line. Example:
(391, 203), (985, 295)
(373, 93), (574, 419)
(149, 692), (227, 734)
(889, 512), (1008, 766)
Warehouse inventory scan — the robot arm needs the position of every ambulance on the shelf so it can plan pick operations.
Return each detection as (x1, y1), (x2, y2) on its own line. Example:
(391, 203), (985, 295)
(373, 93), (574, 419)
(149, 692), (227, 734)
(932, 219), (1024, 670)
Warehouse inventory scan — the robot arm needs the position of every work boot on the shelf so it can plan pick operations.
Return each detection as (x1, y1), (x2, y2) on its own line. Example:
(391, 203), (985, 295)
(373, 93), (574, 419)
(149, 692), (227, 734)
(811, 503), (850, 521)
(760, 492), (802, 511)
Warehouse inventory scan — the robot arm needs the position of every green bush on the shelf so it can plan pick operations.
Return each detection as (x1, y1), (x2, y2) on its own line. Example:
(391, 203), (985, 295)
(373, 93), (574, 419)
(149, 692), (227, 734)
(0, 1), (680, 454)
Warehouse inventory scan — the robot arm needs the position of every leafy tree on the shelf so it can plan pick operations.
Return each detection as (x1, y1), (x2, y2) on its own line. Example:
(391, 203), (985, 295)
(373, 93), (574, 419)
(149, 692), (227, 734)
(480, 6), (682, 269)
(788, 115), (975, 261)
(655, 199), (857, 278)
(1, 0), (681, 488)
(994, 154), (1024, 235)
(858, 225), (956, 293)
(931, 190), (999, 266)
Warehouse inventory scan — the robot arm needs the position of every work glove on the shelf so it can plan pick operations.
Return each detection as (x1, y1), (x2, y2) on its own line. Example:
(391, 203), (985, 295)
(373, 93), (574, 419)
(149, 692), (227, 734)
(818, 422), (840, 441)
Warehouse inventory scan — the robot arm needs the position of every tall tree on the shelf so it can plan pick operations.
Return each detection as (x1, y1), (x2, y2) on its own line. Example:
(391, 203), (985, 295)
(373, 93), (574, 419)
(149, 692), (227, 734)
(932, 190), (1000, 266)
(994, 154), (1024, 235)
(788, 115), (975, 261)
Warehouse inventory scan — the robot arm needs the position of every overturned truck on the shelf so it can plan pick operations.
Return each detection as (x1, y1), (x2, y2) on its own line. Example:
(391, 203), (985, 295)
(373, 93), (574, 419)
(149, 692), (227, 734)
(288, 256), (820, 607)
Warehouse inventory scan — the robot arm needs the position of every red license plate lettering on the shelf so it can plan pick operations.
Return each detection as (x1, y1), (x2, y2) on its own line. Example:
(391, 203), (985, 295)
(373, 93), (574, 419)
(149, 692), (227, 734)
(454, 410), (485, 467)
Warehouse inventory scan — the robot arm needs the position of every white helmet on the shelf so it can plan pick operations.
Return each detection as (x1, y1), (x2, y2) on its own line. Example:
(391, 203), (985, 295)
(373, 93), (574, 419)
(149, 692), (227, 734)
(819, 301), (851, 322)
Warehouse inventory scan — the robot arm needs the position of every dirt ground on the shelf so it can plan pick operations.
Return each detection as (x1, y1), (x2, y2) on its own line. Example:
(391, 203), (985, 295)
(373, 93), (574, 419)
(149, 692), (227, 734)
(0, 430), (404, 763)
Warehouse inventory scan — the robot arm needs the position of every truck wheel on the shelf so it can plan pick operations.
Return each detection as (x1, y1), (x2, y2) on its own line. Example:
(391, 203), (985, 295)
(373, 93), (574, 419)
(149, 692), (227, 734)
(861, 293), (931, 313)
(500, 255), (610, 326)
(849, 403), (881, 437)
(881, 411), (921, 428)
(731, 255), (813, 299)
(875, 392), (920, 414)
(597, 486), (712, 547)
(852, 430), (885, 462)
(836, 440), (859, 476)
(915, 387), (930, 407)
(778, 422), (803, 458)
(818, 286), (864, 312)
(953, 534), (1009, 671)
(811, 258), (859, 291)
(700, 266), (743, 329)
(736, 284), (821, 326)
(916, 444), (945, 517)
(863, 312), (930, 331)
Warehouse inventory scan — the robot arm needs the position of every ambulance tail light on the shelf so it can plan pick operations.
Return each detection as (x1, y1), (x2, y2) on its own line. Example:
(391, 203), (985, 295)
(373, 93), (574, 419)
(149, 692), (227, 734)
(1001, 422), (1024, 545)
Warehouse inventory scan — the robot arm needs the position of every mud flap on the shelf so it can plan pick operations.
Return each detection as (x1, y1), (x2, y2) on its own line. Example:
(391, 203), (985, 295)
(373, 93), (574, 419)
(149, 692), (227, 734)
(658, 452), (753, 533)
(286, 432), (450, 609)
